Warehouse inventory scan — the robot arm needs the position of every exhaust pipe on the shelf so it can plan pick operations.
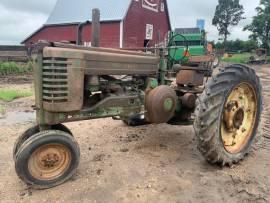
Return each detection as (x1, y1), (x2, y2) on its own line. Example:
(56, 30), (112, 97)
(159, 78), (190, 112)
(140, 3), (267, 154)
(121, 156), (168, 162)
(77, 20), (90, 45)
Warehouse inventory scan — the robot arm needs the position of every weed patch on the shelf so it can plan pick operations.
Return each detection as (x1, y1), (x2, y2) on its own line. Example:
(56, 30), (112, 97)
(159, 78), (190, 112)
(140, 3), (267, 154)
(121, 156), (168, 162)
(0, 62), (33, 76)
(222, 53), (252, 64)
(0, 89), (32, 102)
(0, 105), (5, 115)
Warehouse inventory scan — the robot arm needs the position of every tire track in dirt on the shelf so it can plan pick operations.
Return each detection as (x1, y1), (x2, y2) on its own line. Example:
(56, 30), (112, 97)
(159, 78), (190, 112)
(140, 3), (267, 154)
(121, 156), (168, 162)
(254, 67), (270, 151)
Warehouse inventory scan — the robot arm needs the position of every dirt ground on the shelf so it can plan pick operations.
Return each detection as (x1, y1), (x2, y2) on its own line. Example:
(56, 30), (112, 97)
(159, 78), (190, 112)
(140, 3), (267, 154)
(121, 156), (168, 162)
(0, 65), (270, 203)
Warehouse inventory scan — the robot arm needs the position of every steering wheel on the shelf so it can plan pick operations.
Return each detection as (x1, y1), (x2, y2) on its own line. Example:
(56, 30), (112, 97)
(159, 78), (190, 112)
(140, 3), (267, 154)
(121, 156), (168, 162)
(168, 33), (189, 63)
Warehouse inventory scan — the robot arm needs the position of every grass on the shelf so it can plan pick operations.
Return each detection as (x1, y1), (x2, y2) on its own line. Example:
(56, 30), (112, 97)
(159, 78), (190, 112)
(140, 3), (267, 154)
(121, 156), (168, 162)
(222, 53), (253, 64)
(0, 61), (33, 76)
(0, 89), (32, 102)
(0, 105), (5, 115)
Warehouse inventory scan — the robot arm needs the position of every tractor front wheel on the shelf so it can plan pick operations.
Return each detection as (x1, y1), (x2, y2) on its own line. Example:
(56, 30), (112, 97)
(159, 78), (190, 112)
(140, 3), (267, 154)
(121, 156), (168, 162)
(13, 124), (73, 161)
(194, 64), (262, 166)
(15, 130), (80, 189)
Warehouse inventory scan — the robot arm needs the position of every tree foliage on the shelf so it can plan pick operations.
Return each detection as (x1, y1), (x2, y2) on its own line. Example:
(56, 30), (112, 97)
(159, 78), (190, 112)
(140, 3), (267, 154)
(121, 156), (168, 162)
(213, 39), (258, 52)
(244, 0), (270, 50)
(212, 0), (245, 48)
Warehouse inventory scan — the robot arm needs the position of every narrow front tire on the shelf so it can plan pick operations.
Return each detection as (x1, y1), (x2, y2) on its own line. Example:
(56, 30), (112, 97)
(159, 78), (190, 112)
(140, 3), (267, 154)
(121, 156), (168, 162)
(15, 130), (80, 189)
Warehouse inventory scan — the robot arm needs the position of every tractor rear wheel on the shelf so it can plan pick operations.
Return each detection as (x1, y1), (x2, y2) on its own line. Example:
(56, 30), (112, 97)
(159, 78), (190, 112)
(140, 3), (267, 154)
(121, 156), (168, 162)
(15, 130), (80, 189)
(194, 64), (262, 166)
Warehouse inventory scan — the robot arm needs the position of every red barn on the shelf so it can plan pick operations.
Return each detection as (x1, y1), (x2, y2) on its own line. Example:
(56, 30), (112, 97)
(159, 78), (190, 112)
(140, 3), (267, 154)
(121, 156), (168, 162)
(22, 0), (171, 48)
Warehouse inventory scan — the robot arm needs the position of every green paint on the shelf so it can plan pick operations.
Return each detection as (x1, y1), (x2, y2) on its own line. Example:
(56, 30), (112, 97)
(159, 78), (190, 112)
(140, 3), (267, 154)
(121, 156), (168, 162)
(173, 33), (203, 41)
(59, 113), (66, 120)
(168, 30), (206, 63)
(50, 103), (142, 124)
(164, 98), (173, 111)
(169, 46), (205, 62)
(35, 53), (45, 126)
(149, 79), (158, 89)
(89, 85), (100, 92)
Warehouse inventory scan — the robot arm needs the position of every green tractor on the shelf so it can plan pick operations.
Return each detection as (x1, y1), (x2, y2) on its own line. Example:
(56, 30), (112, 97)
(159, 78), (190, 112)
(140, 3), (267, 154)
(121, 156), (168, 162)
(167, 28), (219, 72)
(13, 16), (262, 189)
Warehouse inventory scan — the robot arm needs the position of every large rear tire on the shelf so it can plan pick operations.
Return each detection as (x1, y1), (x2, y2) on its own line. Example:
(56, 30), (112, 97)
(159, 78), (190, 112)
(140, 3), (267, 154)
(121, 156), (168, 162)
(194, 64), (262, 166)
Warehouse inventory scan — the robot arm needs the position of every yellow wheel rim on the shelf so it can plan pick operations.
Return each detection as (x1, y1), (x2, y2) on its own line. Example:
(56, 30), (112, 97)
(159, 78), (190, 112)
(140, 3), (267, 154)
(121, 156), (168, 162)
(28, 144), (71, 181)
(221, 83), (257, 154)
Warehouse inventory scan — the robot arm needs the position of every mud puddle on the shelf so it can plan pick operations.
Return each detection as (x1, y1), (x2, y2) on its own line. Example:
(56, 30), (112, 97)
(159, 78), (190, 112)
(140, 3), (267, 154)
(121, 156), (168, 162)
(0, 111), (35, 125)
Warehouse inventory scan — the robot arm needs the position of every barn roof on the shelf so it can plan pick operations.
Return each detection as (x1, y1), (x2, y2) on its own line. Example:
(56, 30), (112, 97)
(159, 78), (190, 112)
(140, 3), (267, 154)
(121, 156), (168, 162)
(22, 0), (171, 44)
(46, 0), (132, 25)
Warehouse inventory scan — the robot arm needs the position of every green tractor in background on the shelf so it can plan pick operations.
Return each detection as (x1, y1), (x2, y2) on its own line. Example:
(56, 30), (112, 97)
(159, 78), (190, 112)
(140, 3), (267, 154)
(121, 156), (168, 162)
(167, 27), (219, 72)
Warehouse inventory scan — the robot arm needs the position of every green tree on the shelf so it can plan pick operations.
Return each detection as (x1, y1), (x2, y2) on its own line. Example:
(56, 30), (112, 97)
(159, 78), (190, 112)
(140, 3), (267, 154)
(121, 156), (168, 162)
(213, 39), (258, 52)
(244, 40), (258, 52)
(212, 0), (245, 49)
(244, 0), (270, 50)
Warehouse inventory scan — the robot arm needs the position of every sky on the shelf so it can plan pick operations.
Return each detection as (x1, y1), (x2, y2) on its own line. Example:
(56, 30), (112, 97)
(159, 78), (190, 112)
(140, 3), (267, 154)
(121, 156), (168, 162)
(0, 0), (261, 45)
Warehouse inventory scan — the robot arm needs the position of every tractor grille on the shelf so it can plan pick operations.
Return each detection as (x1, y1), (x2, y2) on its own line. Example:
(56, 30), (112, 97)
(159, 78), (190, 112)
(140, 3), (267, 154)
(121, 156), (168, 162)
(42, 57), (69, 103)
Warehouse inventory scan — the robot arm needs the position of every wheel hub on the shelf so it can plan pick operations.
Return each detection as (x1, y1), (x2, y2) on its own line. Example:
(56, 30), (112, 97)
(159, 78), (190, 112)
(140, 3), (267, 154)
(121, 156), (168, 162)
(41, 153), (60, 168)
(233, 108), (244, 129)
(221, 83), (257, 154)
(224, 101), (245, 131)
(28, 144), (71, 181)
